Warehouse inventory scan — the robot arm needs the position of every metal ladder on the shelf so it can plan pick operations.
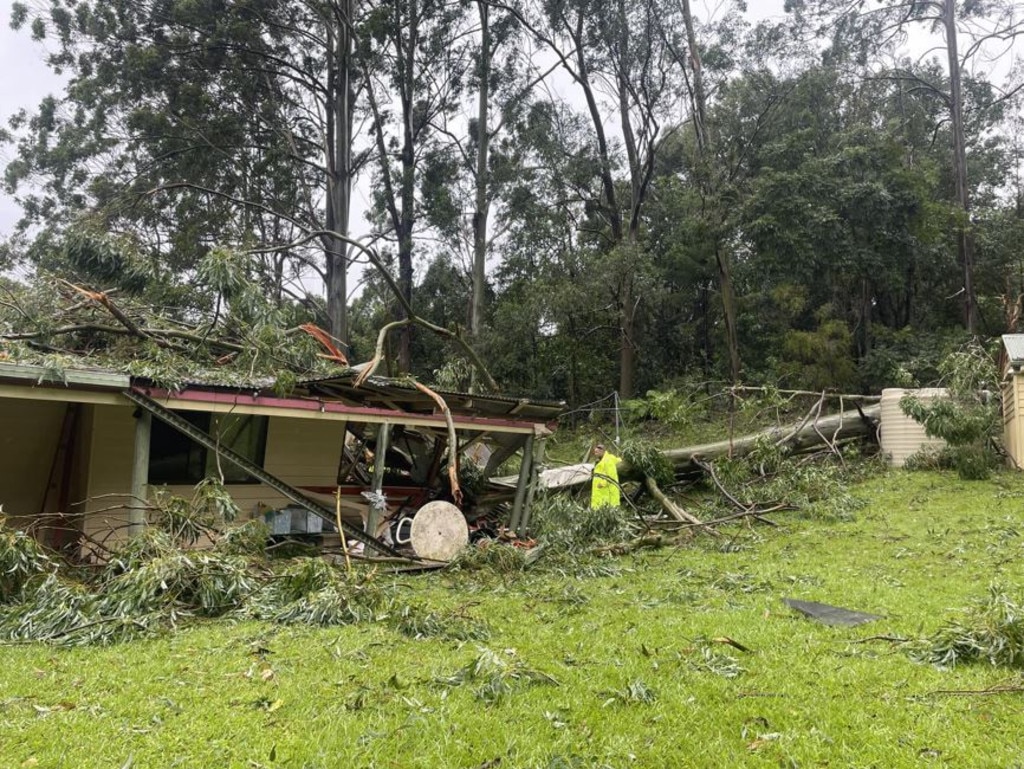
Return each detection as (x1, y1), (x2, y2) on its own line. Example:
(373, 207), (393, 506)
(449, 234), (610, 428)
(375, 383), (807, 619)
(123, 388), (404, 558)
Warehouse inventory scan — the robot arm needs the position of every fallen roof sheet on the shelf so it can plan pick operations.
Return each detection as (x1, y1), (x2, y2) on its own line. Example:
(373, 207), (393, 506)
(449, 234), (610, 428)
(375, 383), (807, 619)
(492, 462), (594, 490)
(783, 598), (883, 627)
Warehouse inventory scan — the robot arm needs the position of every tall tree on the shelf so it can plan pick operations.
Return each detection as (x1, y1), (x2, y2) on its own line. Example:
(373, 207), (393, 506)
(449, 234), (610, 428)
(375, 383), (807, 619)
(360, 0), (471, 372)
(499, 0), (677, 397)
(786, 0), (1024, 333)
(7, 0), (366, 341)
(489, 99), (612, 402)
(669, 0), (749, 381)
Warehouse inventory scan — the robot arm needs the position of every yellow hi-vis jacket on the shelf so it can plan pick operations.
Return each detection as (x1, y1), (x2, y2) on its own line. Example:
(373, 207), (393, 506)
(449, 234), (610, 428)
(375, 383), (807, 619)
(591, 452), (621, 509)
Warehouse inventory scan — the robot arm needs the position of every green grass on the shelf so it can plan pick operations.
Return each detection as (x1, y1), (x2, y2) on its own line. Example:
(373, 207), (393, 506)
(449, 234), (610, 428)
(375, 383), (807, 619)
(6, 470), (1024, 767)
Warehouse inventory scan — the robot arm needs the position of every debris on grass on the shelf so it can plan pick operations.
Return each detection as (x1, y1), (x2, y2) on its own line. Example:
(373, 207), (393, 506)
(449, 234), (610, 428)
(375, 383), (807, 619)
(102, 551), (256, 617)
(215, 520), (273, 557)
(551, 584), (590, 608)
(600, 679), (657, 706)
(448, 541), (531, 575)
(530, 497), (638, 557)
(922, 586), (1024, 669)
(783, 597), (882, 627)
(687, 641), (745, 678)
(436, 647), (559, 705)
(394, 605), (491, 641)
(0, 526), (51, 602)
(247, 559), (394, 626)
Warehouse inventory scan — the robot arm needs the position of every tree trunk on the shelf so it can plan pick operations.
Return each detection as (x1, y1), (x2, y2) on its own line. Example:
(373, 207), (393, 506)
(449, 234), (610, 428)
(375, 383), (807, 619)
(471, 0), (491, 349)
(716, 247), (741, 383)
(944, 0), (977, 333)
(681, 0), (740, 382)
(679, 0), (706, 151)
(618, 404), (880, 481)
(325, 9), (354, 345)
(397, 0), (419, 373)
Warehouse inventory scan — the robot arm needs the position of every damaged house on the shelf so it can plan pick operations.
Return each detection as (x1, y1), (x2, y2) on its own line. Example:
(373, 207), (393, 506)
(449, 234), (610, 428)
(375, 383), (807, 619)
(0, 361), (564, 560)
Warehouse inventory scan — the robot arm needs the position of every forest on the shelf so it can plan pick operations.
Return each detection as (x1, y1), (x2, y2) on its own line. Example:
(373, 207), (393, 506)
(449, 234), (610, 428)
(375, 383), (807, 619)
(1, 0), (1023, 406)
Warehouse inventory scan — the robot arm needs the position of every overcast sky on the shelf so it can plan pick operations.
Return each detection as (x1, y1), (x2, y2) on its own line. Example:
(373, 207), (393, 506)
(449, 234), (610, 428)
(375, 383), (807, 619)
(0, 1), (64, 236)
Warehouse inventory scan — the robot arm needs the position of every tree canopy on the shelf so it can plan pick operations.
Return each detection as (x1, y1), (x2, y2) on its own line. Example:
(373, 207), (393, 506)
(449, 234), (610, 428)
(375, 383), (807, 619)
(3, 0), (1023, 402)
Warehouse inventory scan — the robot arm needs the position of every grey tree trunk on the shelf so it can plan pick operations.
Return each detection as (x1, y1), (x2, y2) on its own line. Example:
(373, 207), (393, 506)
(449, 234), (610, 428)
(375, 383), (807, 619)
(325, 6), (355, 345)
(943, 0), (978, 333)
(618, 404), (880, 480)
(470, 0), (491, 347)
(681, 0), (740, 382)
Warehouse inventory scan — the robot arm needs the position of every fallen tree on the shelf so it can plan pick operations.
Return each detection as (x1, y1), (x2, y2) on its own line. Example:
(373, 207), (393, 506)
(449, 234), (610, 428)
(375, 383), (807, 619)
(524, 400), (882, 543)
(619, 403), (880, 482)
(535, 402), (881, 494)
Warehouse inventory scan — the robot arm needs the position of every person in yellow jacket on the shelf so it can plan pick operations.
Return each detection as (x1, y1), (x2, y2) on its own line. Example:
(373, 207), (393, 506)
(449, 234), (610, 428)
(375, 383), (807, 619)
(590, 443), (621, 508)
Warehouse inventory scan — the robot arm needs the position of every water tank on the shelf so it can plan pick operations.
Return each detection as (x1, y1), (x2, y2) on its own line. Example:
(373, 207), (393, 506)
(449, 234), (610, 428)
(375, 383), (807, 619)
(879, 388), (948, 467)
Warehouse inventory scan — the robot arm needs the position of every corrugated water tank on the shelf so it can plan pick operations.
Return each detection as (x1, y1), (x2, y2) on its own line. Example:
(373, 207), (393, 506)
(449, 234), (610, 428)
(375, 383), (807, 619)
(879, 388), (948, 467)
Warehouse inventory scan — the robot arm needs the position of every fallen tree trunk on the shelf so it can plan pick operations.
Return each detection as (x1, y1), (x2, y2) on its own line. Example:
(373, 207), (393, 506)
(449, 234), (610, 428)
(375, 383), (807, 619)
(522, 404), (880, 495)
(619, 404), (880, 482)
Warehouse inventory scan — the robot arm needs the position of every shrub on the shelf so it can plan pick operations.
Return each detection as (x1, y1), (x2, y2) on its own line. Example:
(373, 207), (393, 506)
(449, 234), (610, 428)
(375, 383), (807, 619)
(900, 340), (1000, 480)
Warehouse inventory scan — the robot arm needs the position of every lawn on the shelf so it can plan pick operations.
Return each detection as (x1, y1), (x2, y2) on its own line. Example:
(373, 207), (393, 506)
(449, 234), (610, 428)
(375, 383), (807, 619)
(4, 470), (1024, 768)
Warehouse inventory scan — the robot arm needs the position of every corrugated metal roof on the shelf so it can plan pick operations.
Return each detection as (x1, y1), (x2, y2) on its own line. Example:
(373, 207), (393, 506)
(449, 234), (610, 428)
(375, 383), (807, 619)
(298, 372), (566, 423)
(0, 360), (565, 424)
(1004, 335), (1024, 366)
(0, 361), (130, 389)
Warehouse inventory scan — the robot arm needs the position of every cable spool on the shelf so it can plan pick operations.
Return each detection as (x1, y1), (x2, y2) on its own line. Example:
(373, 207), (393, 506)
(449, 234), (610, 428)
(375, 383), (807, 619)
(409, 501), (468, 561)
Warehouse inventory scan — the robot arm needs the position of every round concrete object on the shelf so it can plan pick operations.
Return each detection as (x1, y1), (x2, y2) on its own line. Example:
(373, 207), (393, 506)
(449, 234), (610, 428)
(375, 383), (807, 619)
(409, 501), (469, 561)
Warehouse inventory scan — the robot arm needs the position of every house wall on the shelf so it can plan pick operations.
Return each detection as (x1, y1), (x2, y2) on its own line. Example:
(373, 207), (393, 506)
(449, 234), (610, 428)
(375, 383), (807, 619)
(82, 406), (348, 549)
(1004, 370), (1024, 469)
(0, 398), (67, 528)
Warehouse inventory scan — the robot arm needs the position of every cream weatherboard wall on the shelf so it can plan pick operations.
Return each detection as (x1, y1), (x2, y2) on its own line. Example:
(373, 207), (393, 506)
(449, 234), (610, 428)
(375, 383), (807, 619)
(0, 397), (68, 528)
(82, 405), (348, 547)
(1002, 364), (1024, 469)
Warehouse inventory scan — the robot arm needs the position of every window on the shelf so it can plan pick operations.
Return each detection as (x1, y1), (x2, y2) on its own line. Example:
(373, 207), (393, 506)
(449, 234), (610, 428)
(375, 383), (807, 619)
(149, 411), (269, 485)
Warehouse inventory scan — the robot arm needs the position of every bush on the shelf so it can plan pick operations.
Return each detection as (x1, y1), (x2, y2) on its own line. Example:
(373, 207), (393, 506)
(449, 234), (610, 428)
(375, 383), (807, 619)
(900, 340), (1000, 480)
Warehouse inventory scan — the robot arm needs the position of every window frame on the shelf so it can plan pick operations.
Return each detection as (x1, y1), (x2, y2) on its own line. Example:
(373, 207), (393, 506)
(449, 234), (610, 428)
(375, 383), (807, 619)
(148, 411), (269, 485)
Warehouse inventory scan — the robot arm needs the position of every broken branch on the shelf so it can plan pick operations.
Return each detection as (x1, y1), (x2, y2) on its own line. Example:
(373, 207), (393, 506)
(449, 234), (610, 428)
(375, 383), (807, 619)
(411, 380), (462, 506)
(643, 475), (720, 536)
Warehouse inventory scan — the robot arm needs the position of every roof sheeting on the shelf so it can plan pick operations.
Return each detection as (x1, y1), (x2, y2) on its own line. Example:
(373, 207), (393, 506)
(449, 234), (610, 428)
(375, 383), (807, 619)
(0, 361), (566, 427)
(0, 362), (130, 389)
(298, 372), (566, 424)
(1004, 335), (1024, 367)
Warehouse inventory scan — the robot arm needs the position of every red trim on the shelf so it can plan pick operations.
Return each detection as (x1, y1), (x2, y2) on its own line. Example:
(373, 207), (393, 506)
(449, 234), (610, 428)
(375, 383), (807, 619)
(134, 385), (537, 431)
